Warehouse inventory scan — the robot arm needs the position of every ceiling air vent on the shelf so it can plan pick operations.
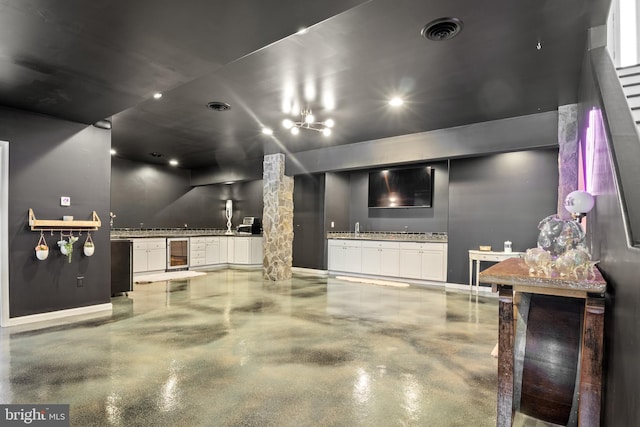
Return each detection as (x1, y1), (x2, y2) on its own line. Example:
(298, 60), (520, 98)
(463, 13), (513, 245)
(206, 101), (231, 112)
(421, 18), (463, 41)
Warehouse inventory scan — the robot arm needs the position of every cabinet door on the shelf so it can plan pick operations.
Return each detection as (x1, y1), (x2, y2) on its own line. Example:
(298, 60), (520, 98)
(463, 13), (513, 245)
(234, 237), (250, 264)
(205, 239), (220, 265)
(328, 243), (344, 271)
(220, 238), (229, 263)
(344, 245), (362, 273)
(380, 247), (400, 276)
(361, 246), (381, 275)
(421, 249), (445, 281)
(399, 248), (422, 279)
(147, 248), (167, 271)
(250, 238), (263, 264)
(133, 248), (148, 273)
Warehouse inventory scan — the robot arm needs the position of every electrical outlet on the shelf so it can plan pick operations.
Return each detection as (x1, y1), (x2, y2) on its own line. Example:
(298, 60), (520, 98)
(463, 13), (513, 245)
(76, 276), (84, 287)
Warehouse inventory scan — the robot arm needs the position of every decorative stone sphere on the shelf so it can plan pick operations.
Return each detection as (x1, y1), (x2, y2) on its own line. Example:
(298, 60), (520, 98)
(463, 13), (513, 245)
(536, 214), (585, 256)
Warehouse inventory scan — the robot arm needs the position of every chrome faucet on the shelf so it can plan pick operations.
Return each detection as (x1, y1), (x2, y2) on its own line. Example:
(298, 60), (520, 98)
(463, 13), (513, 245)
(355, 222), (360, 235)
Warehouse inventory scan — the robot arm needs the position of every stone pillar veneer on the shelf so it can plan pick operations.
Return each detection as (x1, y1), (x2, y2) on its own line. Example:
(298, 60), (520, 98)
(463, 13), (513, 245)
(557, 104), (579, 220)
(262, 153), (294, 281)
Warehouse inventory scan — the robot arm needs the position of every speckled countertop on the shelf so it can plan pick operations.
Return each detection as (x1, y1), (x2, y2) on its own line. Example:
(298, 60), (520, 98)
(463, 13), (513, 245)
(110, 228), (261, 239)
(327, 231), (447, 243)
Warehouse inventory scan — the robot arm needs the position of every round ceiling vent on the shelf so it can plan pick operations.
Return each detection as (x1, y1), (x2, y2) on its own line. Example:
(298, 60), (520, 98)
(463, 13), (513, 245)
(421, 17), (463, 41)
(206, 101), (231, 112)
(149, 152), (163, 158)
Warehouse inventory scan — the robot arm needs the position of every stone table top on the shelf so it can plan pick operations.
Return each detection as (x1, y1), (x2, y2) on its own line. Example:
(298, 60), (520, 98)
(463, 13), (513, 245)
(479, 257), (606, 298)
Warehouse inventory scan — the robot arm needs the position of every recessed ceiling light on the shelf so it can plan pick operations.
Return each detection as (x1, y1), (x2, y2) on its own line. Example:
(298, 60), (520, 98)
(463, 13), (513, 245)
(262, 127), (273, 135)
(110, 149), (116, 155)
(153, 92), (162, 99)
(297, 27), (308, 35)
(389, 97), (404, 107)
(224, 181), (234, 185)
(169, 159), (178, 166)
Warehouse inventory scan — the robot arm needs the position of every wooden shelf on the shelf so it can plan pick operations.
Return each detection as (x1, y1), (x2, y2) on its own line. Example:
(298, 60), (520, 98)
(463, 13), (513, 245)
(28, 209), (102, 231)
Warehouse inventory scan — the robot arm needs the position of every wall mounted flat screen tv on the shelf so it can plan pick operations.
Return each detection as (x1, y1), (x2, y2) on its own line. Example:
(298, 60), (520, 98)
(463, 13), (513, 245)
(368, 166), (433, 208)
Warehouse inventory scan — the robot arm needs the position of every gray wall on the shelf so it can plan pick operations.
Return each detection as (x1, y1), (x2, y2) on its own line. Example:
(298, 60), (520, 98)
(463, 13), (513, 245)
(2, 106), (111, 318)
(292, 174), (325, 269)
(581, 48), (640, 425)
(447, 149), (559, 284)
(348, 161), (449, 233)
(111, 157), (263, 229)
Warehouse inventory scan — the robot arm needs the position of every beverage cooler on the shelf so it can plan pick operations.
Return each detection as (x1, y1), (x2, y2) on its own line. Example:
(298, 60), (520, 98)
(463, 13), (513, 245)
(111, 240), (133, 296)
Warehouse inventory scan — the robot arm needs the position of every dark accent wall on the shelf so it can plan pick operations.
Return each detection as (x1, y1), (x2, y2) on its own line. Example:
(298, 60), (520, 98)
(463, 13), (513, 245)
(582, 48), (640, 425)
(111, 157), (263, 229)
(447, 150), (559, 285)
(2, 106), (111, 318)
(292, 174), (325, 269)
(348, 161), (449, 233)
(325, 172), (351, 233)
(286, 111), (558, 175)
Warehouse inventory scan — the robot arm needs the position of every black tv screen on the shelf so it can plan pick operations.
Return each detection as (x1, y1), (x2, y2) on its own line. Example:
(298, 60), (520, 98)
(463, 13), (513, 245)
(368, 166), (433, 208)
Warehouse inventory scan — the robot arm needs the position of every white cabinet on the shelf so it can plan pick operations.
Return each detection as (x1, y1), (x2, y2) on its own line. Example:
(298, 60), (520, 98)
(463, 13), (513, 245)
(231, 236), (262, 265)
(204, 237), (221, 265)
(361, 241), (400, 276)
(328, 240), (362, 273)
(250, 237), (263, 265)
(233, 237), (251, 264)
(133, 238), (166, 273)
(399, 242), (447, 282)
(190, 237), (207, 267)
(329, 239), (447, 282)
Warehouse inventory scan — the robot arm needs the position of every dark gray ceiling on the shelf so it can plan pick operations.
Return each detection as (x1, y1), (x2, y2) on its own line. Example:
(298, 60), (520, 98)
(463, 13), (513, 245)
(0, 0), (610, 170)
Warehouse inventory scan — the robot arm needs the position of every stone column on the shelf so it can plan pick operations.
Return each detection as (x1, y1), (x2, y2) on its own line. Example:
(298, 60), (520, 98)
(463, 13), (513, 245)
(557, 104), (579, 220)
(262, 153), (294, 281)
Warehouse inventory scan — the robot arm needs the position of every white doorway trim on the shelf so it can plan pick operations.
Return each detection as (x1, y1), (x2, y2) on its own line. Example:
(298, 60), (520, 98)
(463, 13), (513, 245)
(0, 140), (9, 327)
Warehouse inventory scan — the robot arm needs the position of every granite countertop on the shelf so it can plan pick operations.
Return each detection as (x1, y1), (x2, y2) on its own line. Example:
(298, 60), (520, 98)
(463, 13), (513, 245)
(110, 228), (261, 239)
(327, 231), (447, 243)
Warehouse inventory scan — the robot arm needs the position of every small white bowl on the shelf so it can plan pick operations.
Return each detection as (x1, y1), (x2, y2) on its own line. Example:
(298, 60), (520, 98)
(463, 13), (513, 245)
(62, 216), (74, 221)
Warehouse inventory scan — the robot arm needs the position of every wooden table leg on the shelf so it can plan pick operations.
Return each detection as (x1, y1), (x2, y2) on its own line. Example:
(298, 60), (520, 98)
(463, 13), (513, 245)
(497, 285), (514, 426)
(578, 295), (604, 426)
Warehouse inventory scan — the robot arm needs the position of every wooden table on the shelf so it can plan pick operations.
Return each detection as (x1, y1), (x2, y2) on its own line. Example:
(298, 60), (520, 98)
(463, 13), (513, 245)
(480, 257), (606, 427)
(468, 250), (524, 294)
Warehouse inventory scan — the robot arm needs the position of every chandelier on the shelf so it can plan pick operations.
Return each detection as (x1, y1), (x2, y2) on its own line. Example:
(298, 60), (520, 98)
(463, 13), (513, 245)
(282, 109), (334, 136)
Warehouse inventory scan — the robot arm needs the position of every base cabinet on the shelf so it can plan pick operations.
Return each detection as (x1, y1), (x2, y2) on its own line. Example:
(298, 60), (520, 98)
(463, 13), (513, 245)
(328, 240), (362, 273)
(398, 242), (447, 282)
(133, 239), (166, 273)
(329, 239), (447, 282)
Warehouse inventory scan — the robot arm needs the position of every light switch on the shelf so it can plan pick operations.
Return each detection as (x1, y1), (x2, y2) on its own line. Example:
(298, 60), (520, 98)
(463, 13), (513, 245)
(60, 196), (71, 206)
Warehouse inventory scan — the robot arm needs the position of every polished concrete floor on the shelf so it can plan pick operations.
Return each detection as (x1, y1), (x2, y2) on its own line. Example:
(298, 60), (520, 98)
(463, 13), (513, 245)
(0, 270), (499, 426)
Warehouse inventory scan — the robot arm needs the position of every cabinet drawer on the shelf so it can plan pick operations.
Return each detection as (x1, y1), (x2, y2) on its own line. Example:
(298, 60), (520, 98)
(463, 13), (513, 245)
(133, 241), (148, 250)
(191, 249), (205, 259)
(190, 257), (206, 266)
(205, 237), (219, 244)
(361, 240), (400, 249)
(191, 243), (206, 252)
(148, 240), (166, 250)
(191, 237), (206, 244)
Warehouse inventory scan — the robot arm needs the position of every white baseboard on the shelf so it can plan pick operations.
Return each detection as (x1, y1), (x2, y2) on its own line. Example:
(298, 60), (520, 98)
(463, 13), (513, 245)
(0, 303), (113, 328)
(292, 267), (328, 277)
